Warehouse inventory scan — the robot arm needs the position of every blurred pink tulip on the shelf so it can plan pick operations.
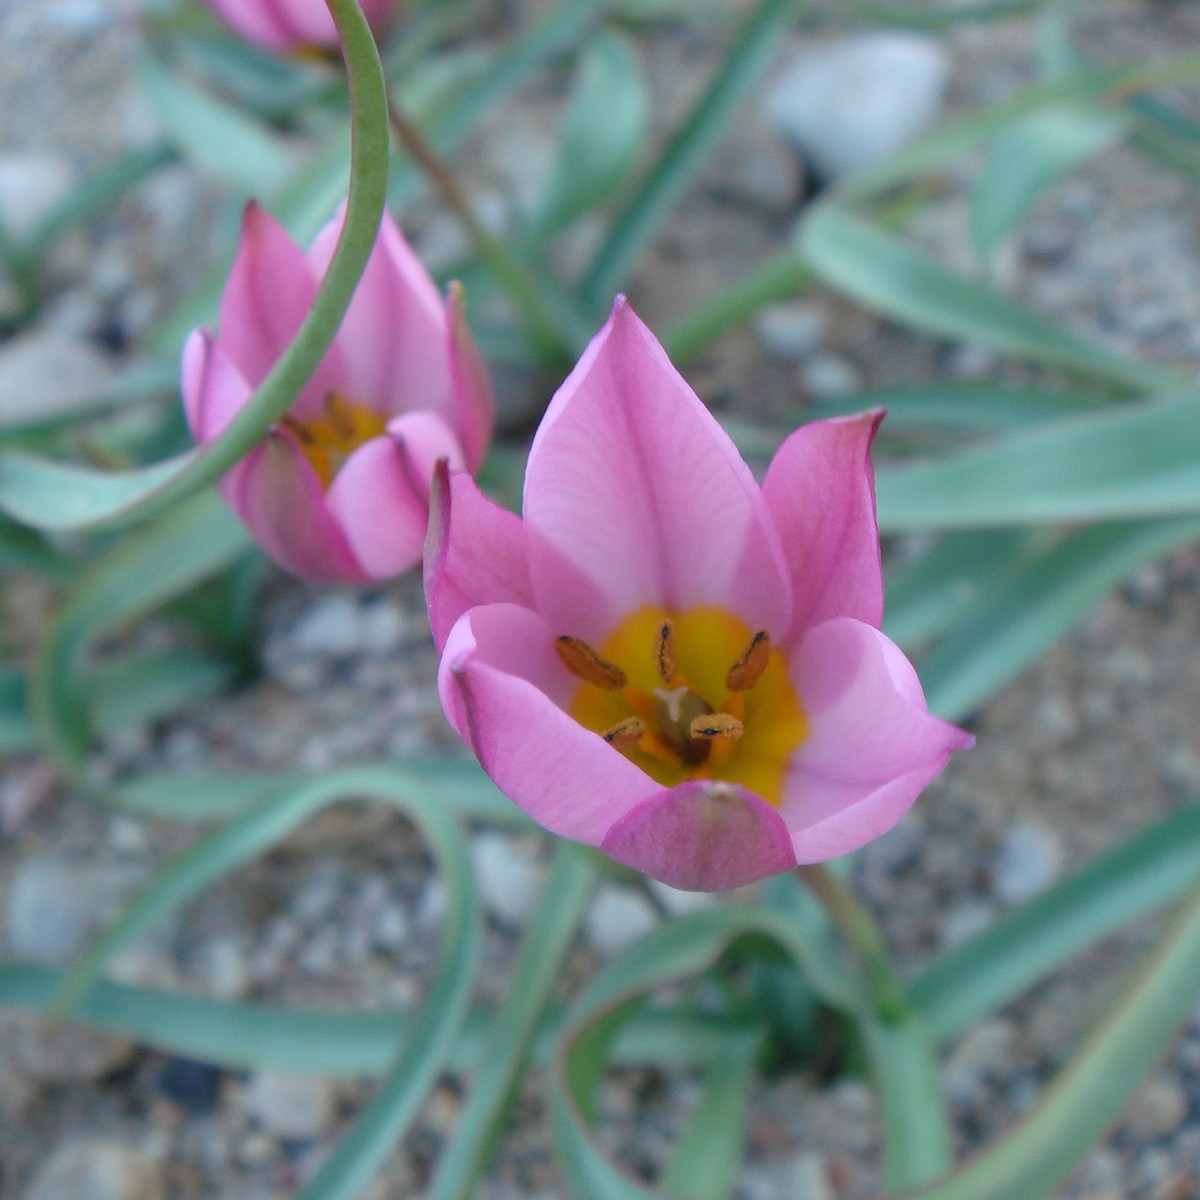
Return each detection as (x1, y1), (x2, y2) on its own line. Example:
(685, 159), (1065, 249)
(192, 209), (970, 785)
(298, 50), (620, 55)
(426, 299), (971, 891)
(206, 0), (398, 54)
(184, 202), (493, 583)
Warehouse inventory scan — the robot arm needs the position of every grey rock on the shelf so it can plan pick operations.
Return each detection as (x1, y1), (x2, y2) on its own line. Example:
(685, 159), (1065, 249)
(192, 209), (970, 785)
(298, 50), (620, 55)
(708, 129), (801, 211)
(1123, 1077), (1187, 1141)
(470, 832), (544, 929)
(939, 900), (996, 949)
(801, 353), (862, 398)
(780, 1152), (835, 1200)
(3, 1015), (136, 1084)
(647, 879), (714, 916)
(240, 1070), (337, 1141)
(585, 885), (658, 957)
(289, 594), (365, 659)
(23, 1140), (163, 1200)
(6, 859), (136, 964)
(0, 330), (115, 432)
(990, 821), (1063, 904)
(753, 302), (826, 360)
(944, 1019), (1017, 1105)
(0, 152), (72, 238)
(763, 33), (949, 183)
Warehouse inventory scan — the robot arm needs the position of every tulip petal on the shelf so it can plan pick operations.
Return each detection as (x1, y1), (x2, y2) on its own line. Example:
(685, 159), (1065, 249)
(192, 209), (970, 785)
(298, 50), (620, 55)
(524, 298), (792, 643)
(222, 434), (367, 583)
(181, 329), (252, 443)
(439, 603), (659, 843)
(780, 618), (973, 861)
(425, 464), (532, 652)
(325, 411), (465, 581)
(207, 0), (306, 52)
(601, 781), (797, 891)
(307, 208), (457, 422)
(445, 283), (496, 471)
(762, 410), (885, 642)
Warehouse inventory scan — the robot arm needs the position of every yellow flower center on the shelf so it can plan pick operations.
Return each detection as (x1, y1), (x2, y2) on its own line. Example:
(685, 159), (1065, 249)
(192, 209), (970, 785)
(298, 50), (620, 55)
(280, 393), (387, 490)
(560, 606), (808, 807)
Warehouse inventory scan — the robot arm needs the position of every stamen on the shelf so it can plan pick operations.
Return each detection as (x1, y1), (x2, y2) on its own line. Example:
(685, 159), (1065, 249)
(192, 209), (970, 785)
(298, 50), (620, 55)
(556, 636), (627, 689)
(726, 630), (771, 692)
(279, 415), (316, 444)
(602, 717), (645, 753)
(689, 713), (744, 741)
(654, 618), (677, 683)
(325, 392), (359, 438)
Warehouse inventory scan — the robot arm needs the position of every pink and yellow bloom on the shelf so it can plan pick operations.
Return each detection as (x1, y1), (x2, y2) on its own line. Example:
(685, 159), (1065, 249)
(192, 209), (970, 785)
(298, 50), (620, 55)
(206, 0), (398, 55)
(184, 202), (493, 583)
(426, 299), (971, 891)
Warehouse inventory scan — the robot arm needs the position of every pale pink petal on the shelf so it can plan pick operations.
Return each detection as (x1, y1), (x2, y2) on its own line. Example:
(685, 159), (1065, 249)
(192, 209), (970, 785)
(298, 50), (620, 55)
(324, 412), (465, 581)
(181, 330), (253, 443)
(221, 434), (367, 583)
(424, 464), (532, 652)
(207, 0), (300, 52)
(438, 604), (659, 843)
(601, 781), (797, 891)
(779, 618), (973, 861)
(762, 410), (886, 643)
(445, 283), (495, 471)
(307, 208), (455, 421)
(523, 298), (792, 644)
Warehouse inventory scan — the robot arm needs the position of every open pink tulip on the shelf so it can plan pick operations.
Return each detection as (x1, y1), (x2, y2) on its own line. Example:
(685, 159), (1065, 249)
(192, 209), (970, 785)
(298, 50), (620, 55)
(426, 299), (972, 891)
(206, 0), (398, 54)
(184, 202), (493, 583)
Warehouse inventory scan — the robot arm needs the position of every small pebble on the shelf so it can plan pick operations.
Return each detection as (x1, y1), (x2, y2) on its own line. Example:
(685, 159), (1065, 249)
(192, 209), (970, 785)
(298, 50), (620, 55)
(3, 1017), (135, 1084)
(470, 833), (544, 929)
(990, 821), (1063, 904)
(240, 1071), (337, 1141)
(23, 1140), (163, 1200)
(800, 354), (862, 398)
(1123, 1077), (1188, 1141)
(753, 302), (826, 360)
(585, 886), (658, 957)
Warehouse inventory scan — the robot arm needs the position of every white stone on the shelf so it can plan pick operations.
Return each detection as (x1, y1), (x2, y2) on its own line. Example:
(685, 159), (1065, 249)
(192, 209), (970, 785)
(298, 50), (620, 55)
(240, 1071), (337, 1141)
(763, 33), (949, 183)
(0, 330), (115, 431)
(289, 594), (364, 658)
(990, 821), (1063, 904)
(470, 833), (544, 928)
(801, 353), (862, 398)
(647, 880), (714, 916)
(23, 1140), (163, 1200)
(1124, 1078), (1187, 1141)
(753, 302), (826, 360)
(0, 152), (72, 238)
(3, 1016), (135, 1084)
(944, 1019), (1018, 1105)
(585, 885), (658, 957)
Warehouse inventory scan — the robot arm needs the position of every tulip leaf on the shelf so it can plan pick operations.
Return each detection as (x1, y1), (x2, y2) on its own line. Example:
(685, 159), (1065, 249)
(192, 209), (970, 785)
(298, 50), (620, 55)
(919, 515), (1200, 723)
(0, 0), (389, 534)
(800, 206), (1178, 394)
(0, 667), (36, 757)
(31, 490), (251, 774)
(875, 388), (1200, 531)
(913, 802), (1200, 1043)
(580, 0), (796, 308)
(969, 103), (1128, 264)
(902, 879), (1200, 1200)
(529, 31), (649, 242)
(135, 54), (297, 194)
(430, 844), (600, 1200)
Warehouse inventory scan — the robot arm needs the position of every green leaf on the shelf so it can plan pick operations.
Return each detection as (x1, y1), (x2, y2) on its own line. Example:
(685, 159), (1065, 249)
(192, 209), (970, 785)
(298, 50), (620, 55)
(135, 54), (296, 193)
(430, 844), (600, 1200)
(917, 516), (1200, 722)
(875, 388), (1200, 531)
(580, 0), (796, 307)
(0, 668), (36, 757)
(902, 879), (1200, 1200)
(0, 0), (390, 533)
(911, 803), (1200, 1042)
(89, 649), (238, 736)
(31, 490), (250, 773)
(529, 31), (649, 241)
(800, 206), (1178, 394)
(970, 103), (1128, 264)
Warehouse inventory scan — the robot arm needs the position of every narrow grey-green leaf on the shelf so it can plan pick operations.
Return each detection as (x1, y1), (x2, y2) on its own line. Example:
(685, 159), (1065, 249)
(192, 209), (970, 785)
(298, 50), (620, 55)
(800, 206), (1177, 394)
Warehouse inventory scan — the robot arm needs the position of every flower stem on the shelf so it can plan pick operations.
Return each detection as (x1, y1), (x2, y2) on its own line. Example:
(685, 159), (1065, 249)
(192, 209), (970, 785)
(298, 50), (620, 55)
(796, 863), (908, 1023)
(385, 91), (578, 367)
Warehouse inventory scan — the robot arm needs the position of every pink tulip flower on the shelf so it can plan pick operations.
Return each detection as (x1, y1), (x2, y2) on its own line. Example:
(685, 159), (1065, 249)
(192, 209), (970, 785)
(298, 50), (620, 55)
(426, 299), (972, 891)
(184, 202), (493, 583)
(206, 0), (398, 55)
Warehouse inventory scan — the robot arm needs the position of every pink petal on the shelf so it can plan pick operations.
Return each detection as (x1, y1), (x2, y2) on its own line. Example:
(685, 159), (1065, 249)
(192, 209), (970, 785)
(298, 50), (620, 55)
(206, 0), (302, 52)
(762, 410), (885, 643)
(307, 208), (456, 423)
(324, 412), (465, 581)
(780, 618), (973, 862)
(181, 329), (253, 443)
(523, 298), (792, 644)
(221, 434), (368, 583)
(439, 603), (659, 844)
(445, 283), (496, 472)
(425, 464), (532, 652)
(601, 781), (797, 891)
(359, 0), (399, 35)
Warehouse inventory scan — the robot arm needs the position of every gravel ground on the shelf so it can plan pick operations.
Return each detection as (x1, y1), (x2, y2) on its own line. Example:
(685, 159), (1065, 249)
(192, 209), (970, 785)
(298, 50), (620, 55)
(3, 2), (1200, 1198)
